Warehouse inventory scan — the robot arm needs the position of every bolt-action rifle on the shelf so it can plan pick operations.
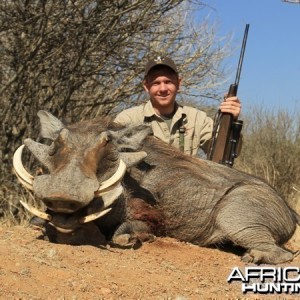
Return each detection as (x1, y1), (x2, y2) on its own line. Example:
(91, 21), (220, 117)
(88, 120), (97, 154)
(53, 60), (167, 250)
(207, 24), (250, 167)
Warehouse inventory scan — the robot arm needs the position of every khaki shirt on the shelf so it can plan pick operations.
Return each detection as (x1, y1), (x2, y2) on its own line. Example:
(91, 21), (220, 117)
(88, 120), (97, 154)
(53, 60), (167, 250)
(114, 100), (213, 156)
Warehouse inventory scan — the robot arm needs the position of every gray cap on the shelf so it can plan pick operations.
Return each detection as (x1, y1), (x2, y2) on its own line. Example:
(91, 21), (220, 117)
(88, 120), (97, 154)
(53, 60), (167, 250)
(145, 56), (178, 76)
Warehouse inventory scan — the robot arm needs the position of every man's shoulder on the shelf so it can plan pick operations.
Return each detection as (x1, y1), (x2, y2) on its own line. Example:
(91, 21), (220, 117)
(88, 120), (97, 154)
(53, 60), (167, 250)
(114, 104), (145, 125)
(120, 104), (145, 114)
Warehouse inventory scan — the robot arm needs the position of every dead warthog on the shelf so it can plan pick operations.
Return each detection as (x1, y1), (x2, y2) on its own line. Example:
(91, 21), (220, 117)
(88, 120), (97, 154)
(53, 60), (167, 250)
(14, 111), (300, 264)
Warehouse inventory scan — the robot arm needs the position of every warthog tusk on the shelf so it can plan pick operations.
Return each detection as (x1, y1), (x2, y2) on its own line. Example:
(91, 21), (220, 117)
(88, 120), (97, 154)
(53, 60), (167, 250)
(19, 200), (52, 221)
(79, 208), (112, 224)
(48, 224), (75, 234)
(14, 171), (34, 191)
(97, 184), (123, 208)
(97, 159), (127, 193)
(13, 145), (34, 190)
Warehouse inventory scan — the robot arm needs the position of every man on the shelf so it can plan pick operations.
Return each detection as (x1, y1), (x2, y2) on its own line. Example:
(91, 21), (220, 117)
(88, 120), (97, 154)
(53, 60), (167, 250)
(114, 56), (241, 156)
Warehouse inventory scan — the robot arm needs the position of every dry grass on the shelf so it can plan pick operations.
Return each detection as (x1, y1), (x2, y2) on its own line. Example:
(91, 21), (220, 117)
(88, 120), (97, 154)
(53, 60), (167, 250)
(0, 180), (43, 227)
(235, 106), (300, 208)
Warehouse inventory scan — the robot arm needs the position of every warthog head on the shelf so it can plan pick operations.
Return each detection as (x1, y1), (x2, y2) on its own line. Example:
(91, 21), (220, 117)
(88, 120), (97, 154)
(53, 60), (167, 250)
(13, 110), (150, 236)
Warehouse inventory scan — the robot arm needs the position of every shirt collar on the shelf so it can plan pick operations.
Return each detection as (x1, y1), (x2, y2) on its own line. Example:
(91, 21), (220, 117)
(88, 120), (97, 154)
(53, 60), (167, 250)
(143, 100), (157, 118)
(143, 100), (185, 120)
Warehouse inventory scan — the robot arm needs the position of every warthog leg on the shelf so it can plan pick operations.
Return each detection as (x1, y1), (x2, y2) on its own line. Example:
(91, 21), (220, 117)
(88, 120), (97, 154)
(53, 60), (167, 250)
(110, 197), (165, 247)
(241, 247), (294, 264)
(212, 185), (297, 264)
(112, 220), (155, 248)
(217, 223), (295, 264)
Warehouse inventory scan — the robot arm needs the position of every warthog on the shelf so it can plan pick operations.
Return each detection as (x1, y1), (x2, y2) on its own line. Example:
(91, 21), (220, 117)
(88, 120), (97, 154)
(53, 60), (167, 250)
(14, 110), (300, 264)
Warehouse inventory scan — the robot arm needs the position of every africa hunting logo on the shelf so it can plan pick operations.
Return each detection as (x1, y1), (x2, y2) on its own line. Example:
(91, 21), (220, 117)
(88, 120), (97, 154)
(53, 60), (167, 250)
(227, 266), (300, 294)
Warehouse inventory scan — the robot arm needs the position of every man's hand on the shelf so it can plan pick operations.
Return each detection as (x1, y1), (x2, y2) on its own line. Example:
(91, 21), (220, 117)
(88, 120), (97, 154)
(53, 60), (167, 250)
(219, 96), (241, 120)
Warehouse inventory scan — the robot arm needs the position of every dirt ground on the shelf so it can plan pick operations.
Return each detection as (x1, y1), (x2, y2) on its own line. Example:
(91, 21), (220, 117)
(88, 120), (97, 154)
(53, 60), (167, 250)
(1, 226), (300, 300)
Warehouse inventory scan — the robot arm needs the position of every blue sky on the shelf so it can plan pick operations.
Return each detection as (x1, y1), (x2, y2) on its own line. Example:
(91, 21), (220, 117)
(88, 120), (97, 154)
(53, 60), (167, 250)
(197, 0), (300, 114)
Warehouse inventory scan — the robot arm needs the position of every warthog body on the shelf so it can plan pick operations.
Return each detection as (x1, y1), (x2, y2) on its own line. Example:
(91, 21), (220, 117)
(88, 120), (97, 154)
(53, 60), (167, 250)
(14, 111), (300, 264)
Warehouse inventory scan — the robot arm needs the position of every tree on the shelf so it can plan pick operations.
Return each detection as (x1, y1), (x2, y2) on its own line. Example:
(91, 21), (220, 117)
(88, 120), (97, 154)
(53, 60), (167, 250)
(0, 0), (232, 219)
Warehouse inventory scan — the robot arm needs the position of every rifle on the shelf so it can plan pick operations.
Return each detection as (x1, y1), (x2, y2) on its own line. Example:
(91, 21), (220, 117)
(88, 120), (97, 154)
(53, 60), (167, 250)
(207, 24), (249, 167)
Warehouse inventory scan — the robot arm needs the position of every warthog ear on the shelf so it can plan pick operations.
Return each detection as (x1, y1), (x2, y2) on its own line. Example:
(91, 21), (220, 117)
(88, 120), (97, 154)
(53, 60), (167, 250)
(37, 110), (65, 140)
(108, 124), (152, 151)
(24, 138), (53, 171)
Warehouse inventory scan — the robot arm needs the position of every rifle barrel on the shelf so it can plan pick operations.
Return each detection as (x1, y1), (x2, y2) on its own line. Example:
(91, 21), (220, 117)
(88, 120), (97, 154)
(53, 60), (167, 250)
(235, 24), (250, 87)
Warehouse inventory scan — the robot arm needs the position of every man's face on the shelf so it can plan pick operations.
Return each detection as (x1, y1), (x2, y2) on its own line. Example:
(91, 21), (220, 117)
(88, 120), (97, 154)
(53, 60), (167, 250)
(143, 66), (181, 112)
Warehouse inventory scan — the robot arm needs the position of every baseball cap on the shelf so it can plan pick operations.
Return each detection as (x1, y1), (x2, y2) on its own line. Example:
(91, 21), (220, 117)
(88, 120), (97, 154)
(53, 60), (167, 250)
(145, 56), (178, 76)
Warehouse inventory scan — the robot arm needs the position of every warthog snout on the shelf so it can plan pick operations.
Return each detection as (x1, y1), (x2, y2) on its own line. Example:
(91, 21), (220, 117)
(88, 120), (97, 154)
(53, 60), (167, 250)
(32, 172), (100, 214)
(43, 195), (84, 213)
